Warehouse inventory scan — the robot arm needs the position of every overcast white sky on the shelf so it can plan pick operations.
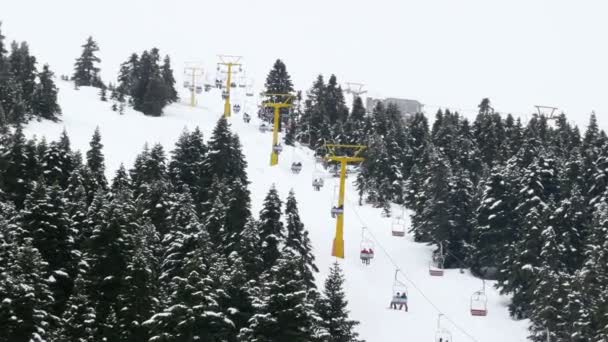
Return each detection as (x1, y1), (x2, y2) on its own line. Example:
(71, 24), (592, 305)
(1, 0), (606, 130)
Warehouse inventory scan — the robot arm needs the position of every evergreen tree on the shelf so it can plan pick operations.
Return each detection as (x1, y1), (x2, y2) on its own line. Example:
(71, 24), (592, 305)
(285, 190), (318, 289)
(86, 127), (108, 192)
(264, 59), (294, 98)
(315, 262), (362, 342)
(73, 36), (102, 87)
(239, 248), (318, 342)
(31, 64), (61, 121)
(168, 127), (207, 195)
(41, 130), (74, 189)
(258, 186), (284, 269)
(19, 182), (75, 314)
(0, 239), (54, 342)
(161, 55), (178, 103)
(117, 53), (139, 96)
(57, 274), (97, 342)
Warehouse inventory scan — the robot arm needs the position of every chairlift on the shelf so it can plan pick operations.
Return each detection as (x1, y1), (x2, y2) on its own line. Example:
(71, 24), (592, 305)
(195, 86), (203, 94)
(204, 84), (212, 92)
(183, 81), (191, 88)
(233, 104), (241, 113)
(391, 216), (406, 237)
(258, 123), (269, 133)
(215, 79), (223, 89)
(246, 91), (254, 97)
(273, 144), (283, 154)
(230, 82), (237, 88)
(435, 314), (453, 342)
(429, 242), (445, 276)
(390, 269), (409, 311)
(330, 205), (344, 218)
(470, 281), (488, 316)
(222, 90), (229, 100)
(243, 113), (251, 123)
(360, 228), (375, 265)
(291, 162), (303, 174)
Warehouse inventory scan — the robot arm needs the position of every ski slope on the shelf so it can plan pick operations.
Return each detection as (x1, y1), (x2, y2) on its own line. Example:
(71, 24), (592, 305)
(24, 81), (530, 342)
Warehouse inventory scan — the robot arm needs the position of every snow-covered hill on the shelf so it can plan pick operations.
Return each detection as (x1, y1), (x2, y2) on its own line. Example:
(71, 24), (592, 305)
(25, 81), (530, 341)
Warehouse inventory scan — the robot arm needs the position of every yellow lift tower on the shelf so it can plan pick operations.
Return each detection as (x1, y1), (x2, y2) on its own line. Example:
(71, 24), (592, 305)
(325, 144), (366, 258)
(262, 93), (295, 166)
(184, 62), (204, 107)
(217, 55), (243, 118)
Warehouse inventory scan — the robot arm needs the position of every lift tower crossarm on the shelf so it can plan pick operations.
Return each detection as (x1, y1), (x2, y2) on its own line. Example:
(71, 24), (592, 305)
(184, 62), (204, 107)
(262, 93), (295, 166)
(324, 144), (366, 259)
(218, 55), (243, 118)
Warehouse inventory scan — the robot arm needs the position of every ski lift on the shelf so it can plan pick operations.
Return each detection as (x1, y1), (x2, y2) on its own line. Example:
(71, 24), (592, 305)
(215, 79), (223, 89)
(195, 86), (203, 94)
(330, 205), (344, 218)
(391, 216), (406, 237)
(435, 314), (452, 342)
(312, 178), (324, 191)
(230, 82), (237, 88)
(273, 144), (283, 154)
(258, 123), (269, 133)
(222, 90), (229, 100)
(429, 242), (445, 276)
(233, 104), (241, 113)
(360, 227), (374, 265)
(390, 269), (409, 311)
(183, 81), (191, 88)
(204, 84), (212, 92)
(243, 113), (251, 123)
(291, 162), (303, 174)
(246, 91), (254, 97)
(470, 281), (488, 316)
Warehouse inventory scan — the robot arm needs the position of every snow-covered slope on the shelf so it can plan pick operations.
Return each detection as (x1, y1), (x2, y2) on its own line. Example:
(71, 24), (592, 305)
(25, 81), (530, 342)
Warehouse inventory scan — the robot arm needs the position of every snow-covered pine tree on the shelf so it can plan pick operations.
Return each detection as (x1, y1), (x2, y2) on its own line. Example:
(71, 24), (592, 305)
(117, 224), (160, 342)
(86, 127), (108, 192)
(285, 190), (318, 289)
(471, 165), (518, 277)
(57, 274), (97, 342)
(31, 64), (61, 121)
(41, 130), (74, 189)
(19, 182), (75, 315)
(315, 262), (363, 342)
(168, 127), (207, 195)
(258, 185), (284, 269)
(73, 36), (102, 87)
(239, 248), (318, 342)
(161, 55), (178, 103)
(0, 239), (55, 342)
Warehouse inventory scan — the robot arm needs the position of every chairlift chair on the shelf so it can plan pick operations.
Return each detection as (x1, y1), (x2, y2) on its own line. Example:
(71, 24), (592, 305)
(391, 216), (406, 237)
(183, 81), (191, 88)
(291, 162), (302, 174)
(258, 123), (269, 133)
(222, 90), (229, 100)
(470, 290), (488, 316)
(273, 144), (283, 154)
(429, 258), (445, 277)
(230, 82), (237, 88)
(390, 270), (409, 311)
(360, 228), (375, 264)
(195, 86), (203, 94)
(204, 84), (212, 92)
(243, 113), (251, 123)
(233, 104), (241, 113)
(429, 242), (445, 276)
(330, 205), (344, 217)
(246, 91), (254, 97)
(435, 314), (453, 342)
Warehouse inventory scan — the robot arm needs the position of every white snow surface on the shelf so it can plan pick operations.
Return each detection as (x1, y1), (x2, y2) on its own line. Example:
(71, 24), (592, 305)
(24, 82), (530, 341)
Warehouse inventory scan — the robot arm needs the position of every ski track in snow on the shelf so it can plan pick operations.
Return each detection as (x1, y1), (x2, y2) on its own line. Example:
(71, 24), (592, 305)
(24, 81), (530, 342)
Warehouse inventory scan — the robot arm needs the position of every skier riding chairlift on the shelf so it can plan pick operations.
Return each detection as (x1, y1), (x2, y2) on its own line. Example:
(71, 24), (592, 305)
(291, 162), (302, 173)
(273, 144), (283, 154)
(233, 104), (241, 113)
(243, 113), (251, 123)
(331, 205), (344, 218)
